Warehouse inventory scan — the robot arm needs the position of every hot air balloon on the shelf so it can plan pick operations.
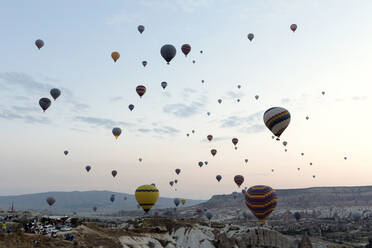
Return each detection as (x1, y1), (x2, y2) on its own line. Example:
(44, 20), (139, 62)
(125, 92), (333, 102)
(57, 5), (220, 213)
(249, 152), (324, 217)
(211, 149), (217, 156)
(309, 162), (312, 166)
(244, 159), (249, 164)
(284, 149), (287, 152)
(192, 60), (195, 64)
(200, 50), (203, 54)
(271, 169), (274, 172)
(247, 33), (254, 42)
(207, 135), (213, 141)
(128, 104), (134, 111)
(64, 150), (68, 156)
(85, 165), (91, 172)
(142, 61), (147, 67)
(294, 212), (301, 221)
(232, 138), (238, 146)
(112, 127), (122, 139)
(111, 170), (117, 178)
(322, 91), (325, 95)
(306, 116), (309, 120)
(161, 81), (167, 89)
(175, 169), (181, 175)
(207, 112), (211, 116)
(245, 185), (277, 225)
(198, 161), (204, 167)
(139, 158), (143, 162)
(255, 95), (259, 100)
(124, 196), (127, 200)
(46, 197), (55, 206)
(35, 39), (44, 49)
(181, 44), (191, 56)
(282, 141), (287, 146)
(237, 85), (241, 89)
(234, 175), (244, 187)
(110, 194), (115, 202)
(174, 179), (178, 184)
(201, 80), (204, 83)
(205, 211), (213, 220)
(111, 51), (120, 62)
(344, 157), (347, 160)
(313, 175), (316, 178)
(138, 25), (145, 34)
(192, 130), (195, 134)
(216, 175), (222, 182)
(181, 199), (186, 205)
(169, 181), (174, 186)
(237, 99), (240, 103)
(135, 184), (159, 213)
(242, 189), (246, 194)
(186, 133), (190, 137)
(297, 168), (300, 171)
(301, 153), (304, 156)
(290, 24), (297, 32)
(136, 85), (146, 98)
(50, 88), (61, 100)
(263, 107), (291, 140)
(174, 198), (180, 207)
(160, 44), (176, 64)
(218, 99), (222, 104)
(204, 161), (208, 165)
(39, 98), (51, 112)
(93, 206), (97, 212)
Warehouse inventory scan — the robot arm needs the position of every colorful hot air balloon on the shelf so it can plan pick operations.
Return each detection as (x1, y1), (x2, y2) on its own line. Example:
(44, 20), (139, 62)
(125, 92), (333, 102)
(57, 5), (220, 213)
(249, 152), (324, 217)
(161, 81), (167, 89)
(35, 39), (44, 49)
(174, 198), (180, 207)
(136, 85), (146, 98)
(142, 61), (147, 67)
(247, 33), (254, 42)
(160, 44), (176, 64)
(39, 98), (51, 112)
(50, 88), (61, 100)
(198, 161), (204, 167)
(263, 107), (291, 140)
(135, 184), (159, 213)
(85, 165), (91, 172)
(181, 199), (186, 205)
(175, 169), (181, 175)
(138, 25), (145, 34)
(234, 175), (244, 187)
(232, 138), (238, 146)
(245, 185), (277, 225)
(46, 197), (55, 206)
(111, 51), (120, 62)
(216, 175), (222, 182)
(128, 104), (134, 111)
(211, 149), (217, 156)
(181, 44), (191, 57)
(207, 135), (213, 141)
(294, 212), (301, 221)
(112, 127), (122, 139)
(290, 24), (297, 32)
(111, 170), (117, 178)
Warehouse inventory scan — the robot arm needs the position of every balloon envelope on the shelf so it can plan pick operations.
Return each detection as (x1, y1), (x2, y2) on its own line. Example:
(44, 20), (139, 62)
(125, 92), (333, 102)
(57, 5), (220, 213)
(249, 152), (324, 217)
(138, 25), (145, 33)
(175, 169), (181, 175)
(50, 88), (61, 100)
(290, 24), (297, 32)
(216, 175), (222, 182)
(211, 149), (217, 156)
(234, 175), (244, 187)
(174, 198), (180, 207)
(111, 170), (117, 177)
(181, 44), (191, 56)
(111, 51), (120, 62)
(85, 165), (91, 172)
(39, 98), (51, 112)
(135, 185), (159, 213)
(263, 107), (291, 139)
(46, 197), (56, 206)
(112, 127), (122, 139)
(245, 185), (277, 224)
(35, 39), (44, 49)
(247, 33), (254, 41)
(160, 44), (176, 64)
(161, 81), (167, 89)
(136, 85), (146, 98)
(128, 104), (134, 111)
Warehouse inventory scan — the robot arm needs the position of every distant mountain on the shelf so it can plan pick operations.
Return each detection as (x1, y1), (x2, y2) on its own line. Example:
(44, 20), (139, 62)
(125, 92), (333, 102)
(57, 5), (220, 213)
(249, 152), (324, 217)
(0, 191), (205, 214)
(195, 186), (372, 211)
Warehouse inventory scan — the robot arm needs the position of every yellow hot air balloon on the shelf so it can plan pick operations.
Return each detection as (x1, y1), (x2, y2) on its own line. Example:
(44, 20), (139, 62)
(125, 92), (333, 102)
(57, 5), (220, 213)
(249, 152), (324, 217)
(181, 199), (186, 205)
(135, 185), (159, 213)
(111, 51), (120, 62)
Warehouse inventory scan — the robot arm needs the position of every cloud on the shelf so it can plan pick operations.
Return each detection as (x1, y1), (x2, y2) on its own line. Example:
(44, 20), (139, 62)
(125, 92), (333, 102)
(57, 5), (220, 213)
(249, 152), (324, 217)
(153, 126), (180, 135)
(75, 116), (132, 129)
(110, 96), (125, 102)
(226, 91), (245, 100)
(182, 88), (197, 100)
(163, 101), (203, 117)
(0, 110), (51, 124)
(220, 111), (265, 133)
(0, 72), (90, 112)
(105, 11), (137, 25)
(138, 128), (151, 133)
(138, 0), (215, 13)
(351, 96), (367, 101)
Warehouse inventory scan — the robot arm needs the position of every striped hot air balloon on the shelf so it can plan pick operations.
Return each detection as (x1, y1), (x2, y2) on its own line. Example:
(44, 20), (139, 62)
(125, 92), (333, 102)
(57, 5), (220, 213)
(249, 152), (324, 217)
(136, 85), (146, 98)
(245, 185), (277, 225)
(263, 107), (290, 140)
(135, 185), (159, 213)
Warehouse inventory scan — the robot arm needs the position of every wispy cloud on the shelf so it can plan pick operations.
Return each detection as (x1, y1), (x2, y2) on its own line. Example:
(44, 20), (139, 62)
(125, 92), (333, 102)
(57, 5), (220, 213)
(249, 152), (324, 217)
(226, 91), (245, 100)
(139, 0), (215, 13)
(163, 101), (204, 117)
(0, 110), (51, 124)
(75, 116), (132, 129)
(110, 96), (125, 102)
(153, 126), (180, 135)
(220, 111), (265, 134)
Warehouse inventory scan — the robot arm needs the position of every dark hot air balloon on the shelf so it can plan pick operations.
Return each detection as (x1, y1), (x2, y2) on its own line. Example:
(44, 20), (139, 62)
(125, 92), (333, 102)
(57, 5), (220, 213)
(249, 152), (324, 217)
(128, 104), (134, 111)
(211, 149), (217, 156)
(110, 194), (115, 202)
(39, 98), (51, 112)
(207, 135), (213, 141)
(136, 85), (146, 98)
(290, 24), (297, 32)
(160, 44), (176, 64)
(247, 33), (254, 42)
(174, 198), (180, 207)
(111, 52), (120, 62)
(35, 39), (44, 49)
(232, 138), (238, 146)
(50, 88), (61, 100)
(46, 197), (56, 206)
(181, 44), (191, 56)
(112, 127), (122, 139)
(294, 212), (301, 221)
(216, 175), (222, 182)
(111, 170), (117, 178)
(234, 175), (244, 187)
(93, 206), (97, 212)
(138, 25), (145, 34)
(175, 169), (181, 175)
(142, 61), (147, 67)
(85, 165), (91, 172)
(198, 161), (203, 167)
(161, 81), (167, 89)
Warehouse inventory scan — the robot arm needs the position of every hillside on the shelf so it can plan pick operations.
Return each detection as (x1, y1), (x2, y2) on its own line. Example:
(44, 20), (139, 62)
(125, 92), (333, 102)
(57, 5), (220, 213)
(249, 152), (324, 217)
(0, 191), (204, 214)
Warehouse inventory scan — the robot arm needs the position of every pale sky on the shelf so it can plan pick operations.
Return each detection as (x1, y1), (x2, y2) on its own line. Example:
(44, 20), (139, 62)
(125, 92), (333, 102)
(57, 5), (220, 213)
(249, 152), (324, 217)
(0, 0), (371, 199)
